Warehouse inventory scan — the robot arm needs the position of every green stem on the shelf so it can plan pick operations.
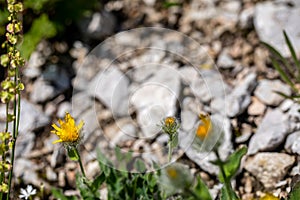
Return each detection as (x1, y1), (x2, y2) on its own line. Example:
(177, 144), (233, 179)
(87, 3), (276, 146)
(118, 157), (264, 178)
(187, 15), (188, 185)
(132, 176), (137, 200)
(168, 141), (172, 162)
(215, 150), (233, 200)
(185, 188), (201, 200)
(7, 67), (20, 200)
(75, 148), (86, 178)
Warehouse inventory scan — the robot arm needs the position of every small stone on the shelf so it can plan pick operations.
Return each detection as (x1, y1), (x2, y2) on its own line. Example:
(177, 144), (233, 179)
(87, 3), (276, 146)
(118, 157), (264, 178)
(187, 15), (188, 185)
(180, 110), (198, 132)
(239, 6), (255, 29)
(19, 99), (50, 133)
(178, 66), (199, 85)
(46, 166), (57, 181)
(30, 65), (71, 103)
(24, 51), (45, 78)
(86, 160), (100, 179)
(44, 64), (70, 89)
(109, 119), (138, 147)
(280, 99), (294, 112)
(71, 92), (92, 118)
(244, 153), (295, 188)
(236, 123), (252, 144)
(81, 108), (101, 142)
(290, 163), (300, 176)
(191, 69), (230, 103)
(50, 147), (65, 168)
(227, 73), (257, 117)
(15, 132), (35, 158)
(58, 170), (66, 187)
(89, 66), (130, 117)
(79, 10), (116, 40)
(288, 103), (300, 123)
(217, 50), (236, 69)
(30, 78), (56, 103)
(132, 63), (160, 83)
(248, 97), (266, 116)
(285, 131), (300, 154)
(254, 79), (291, 106)
(57, 102), (72, 118)
(14, 158), (41, 187)
(248, 109), (290, 155)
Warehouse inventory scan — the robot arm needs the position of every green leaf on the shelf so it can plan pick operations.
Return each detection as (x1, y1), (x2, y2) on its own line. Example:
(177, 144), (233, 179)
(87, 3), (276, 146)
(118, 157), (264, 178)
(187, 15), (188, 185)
(76, 175), (100, 200)
(20, 14), (57, 59)
(134, 158), (146, 172)
(24, 0), (50, 11)
(171, 132), (178, 148)
(220, 146), (247, 182)
(289, 177), (300, 200)
(193, 176), (212, 200)
(220, 185), (239, 200)
(163, 1), (181, 8)
(91, 172), (106, 192)
(283, 30), (300, 74)
(67, 148), (79, 161)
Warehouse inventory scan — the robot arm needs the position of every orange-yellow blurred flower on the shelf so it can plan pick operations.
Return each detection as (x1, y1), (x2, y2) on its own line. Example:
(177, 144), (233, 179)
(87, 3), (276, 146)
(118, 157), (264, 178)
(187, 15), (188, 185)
(196, 114), (211, 140)
(193, 113), (224, 152)
(51, 112), (84, 144)
(159, 163), (193, 196)
(260, 193), (280, 200)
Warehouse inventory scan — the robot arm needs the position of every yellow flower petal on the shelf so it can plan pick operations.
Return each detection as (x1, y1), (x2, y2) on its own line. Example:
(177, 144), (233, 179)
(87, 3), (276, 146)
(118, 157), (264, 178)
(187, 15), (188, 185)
(51, 112), (84, 144)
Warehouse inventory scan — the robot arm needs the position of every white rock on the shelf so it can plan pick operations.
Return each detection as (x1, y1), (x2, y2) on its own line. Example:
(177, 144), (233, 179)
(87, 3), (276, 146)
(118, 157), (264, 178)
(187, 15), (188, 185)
(254, 2), (300, 57)
(24, 51), (45, 78)
(57, 102), (72, 118)
(226, 73), (257, 117)
(217, 50), (236, 69)
(239, 6), (255, 29)
(254, 79), (291, 106)
(244, 153), (295, 188)
(79, 10), (116, 40)
(285, 131), (300, 154)
(89, 66), (130, 117)
(248, 109), (290, 154)
(247, 97), (266, 116)
(19, 99), (50, 134)
(191, 69), (230, 103)
(131, 67), (181, 138)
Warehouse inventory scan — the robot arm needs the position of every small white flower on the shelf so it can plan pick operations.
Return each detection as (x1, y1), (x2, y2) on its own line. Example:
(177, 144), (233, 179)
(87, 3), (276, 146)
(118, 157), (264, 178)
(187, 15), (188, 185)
(19, 185), (36, 200)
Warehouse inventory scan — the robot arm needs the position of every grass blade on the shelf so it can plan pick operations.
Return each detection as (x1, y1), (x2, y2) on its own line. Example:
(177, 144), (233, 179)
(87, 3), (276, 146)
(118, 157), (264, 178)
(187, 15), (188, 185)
(261, 41), (294, 75)
(283, 30), (300, 77)
(270, 58), (296, 91)
(274, 91), (300, 103)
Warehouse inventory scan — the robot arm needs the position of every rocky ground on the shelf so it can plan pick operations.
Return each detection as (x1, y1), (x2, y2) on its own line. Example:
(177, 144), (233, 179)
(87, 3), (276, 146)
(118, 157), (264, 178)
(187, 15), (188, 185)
(1, 0), (300, 199)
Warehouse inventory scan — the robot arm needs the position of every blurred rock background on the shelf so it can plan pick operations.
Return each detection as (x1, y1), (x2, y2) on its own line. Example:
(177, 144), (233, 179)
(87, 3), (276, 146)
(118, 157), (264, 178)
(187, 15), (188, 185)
(1, 0), (300, 199)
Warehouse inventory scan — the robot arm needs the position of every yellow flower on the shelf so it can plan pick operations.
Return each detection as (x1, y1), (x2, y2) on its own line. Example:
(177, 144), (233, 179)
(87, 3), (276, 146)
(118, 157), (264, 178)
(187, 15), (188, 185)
(51, 112), (84, 144)
(161, 116), (180, 135)
(165, 117), (176, 127)
(196, 114), (211, 140)
(260, 193), (280, 200)
(166, 168), (178, 179)
(159, 163), (193, 196)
